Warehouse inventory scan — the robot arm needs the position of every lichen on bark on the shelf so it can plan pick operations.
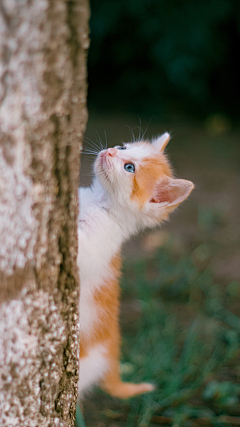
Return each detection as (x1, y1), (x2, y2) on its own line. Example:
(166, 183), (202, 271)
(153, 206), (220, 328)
(0, 0), (89, 426)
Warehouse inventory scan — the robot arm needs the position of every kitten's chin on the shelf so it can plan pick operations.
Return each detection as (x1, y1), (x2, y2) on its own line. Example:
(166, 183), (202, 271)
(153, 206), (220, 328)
(95, 156), (107, 180)
(94, 163), (111, 195)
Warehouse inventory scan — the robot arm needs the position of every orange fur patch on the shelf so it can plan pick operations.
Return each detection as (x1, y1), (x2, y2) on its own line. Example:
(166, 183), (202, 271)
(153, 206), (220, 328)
(80, 254), (122, 359)
(131, 155), (172, 206)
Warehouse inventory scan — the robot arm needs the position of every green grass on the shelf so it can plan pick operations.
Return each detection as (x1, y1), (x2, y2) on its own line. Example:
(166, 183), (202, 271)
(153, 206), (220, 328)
(75, 404), (87, 427)
(79, 204), (240, 427)
(117, 208), (240, 426)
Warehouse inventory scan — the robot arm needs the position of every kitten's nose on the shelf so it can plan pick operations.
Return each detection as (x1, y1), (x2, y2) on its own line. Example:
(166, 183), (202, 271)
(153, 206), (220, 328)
(108, 148), (117, 156)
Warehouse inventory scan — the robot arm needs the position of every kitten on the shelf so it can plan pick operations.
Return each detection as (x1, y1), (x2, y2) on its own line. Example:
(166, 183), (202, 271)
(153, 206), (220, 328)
(78, 132), (194, 399)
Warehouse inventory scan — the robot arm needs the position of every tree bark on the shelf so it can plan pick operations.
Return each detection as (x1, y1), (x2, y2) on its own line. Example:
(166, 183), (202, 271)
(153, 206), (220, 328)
(0, 1), (89, 426)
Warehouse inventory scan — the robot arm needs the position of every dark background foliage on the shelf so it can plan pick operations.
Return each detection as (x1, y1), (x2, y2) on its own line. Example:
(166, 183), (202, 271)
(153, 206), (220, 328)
(88, 0), (240, 119)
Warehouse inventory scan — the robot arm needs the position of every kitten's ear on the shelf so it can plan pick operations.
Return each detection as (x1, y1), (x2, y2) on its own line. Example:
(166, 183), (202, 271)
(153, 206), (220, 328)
(151, 132), (170, 152)
(150, 177), (194, 210)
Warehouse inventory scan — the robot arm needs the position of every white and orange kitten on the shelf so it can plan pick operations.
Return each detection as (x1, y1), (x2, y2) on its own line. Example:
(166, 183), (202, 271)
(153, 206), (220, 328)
(78, 132), (194, 399)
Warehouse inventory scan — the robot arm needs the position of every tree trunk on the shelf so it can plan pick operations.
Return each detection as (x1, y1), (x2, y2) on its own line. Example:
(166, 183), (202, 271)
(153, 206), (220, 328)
(0, 1), (89, 426)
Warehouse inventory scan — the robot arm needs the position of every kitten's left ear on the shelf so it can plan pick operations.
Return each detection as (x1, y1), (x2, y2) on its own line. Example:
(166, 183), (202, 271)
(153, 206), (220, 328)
(150, 176), (194, 211)
(151, 132), (170, 152)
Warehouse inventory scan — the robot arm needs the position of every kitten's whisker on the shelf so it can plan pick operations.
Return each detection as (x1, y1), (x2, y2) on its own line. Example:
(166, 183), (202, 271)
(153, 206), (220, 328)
(85, 145), (99, 152)
(84, 137), (102, 151)
(104, 130), (108, 149)
(82, 152), (98, 156)
(96, 171), (107, 179)
(80, 172), (95, 176)
(126, 125), (136, 143)
(138, 117), (142, 141)
(141, 116), (154, 141)
(82, 148), (99, 155)
(82, 147), (99, 152)
(84, 137), (98, 147)
(96, 131), (105, 151)
(96, 170), (112, 187)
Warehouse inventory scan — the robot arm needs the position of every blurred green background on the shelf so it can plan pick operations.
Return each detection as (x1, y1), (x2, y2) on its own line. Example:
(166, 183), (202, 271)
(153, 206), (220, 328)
(80, 1), (240, 426)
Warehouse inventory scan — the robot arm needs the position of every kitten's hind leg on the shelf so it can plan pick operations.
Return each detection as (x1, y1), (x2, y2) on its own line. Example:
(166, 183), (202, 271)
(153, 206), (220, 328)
(101, 358), (155, 399)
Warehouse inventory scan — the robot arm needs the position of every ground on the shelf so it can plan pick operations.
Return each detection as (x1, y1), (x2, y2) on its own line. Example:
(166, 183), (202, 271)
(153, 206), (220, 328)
(79, 112), (240, 427)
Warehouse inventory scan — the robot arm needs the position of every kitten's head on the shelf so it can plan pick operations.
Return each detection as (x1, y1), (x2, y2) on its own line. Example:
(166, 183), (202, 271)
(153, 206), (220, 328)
(94, 133), (194, 228)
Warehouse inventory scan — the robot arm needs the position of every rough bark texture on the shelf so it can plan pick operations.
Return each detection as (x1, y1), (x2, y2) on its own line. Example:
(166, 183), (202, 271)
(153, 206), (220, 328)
(0, 1), (89, 426)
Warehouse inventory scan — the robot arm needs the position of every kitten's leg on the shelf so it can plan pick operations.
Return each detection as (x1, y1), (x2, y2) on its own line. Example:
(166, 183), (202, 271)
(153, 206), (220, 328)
(100, 337), (155, 399)
(78, 344), (109, 397)
(101, 360), (155, 399)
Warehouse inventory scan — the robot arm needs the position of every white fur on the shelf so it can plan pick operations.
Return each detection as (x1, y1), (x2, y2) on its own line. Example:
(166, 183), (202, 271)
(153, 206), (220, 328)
(78, 344), (109, 396)
(78, 135), (193, 396)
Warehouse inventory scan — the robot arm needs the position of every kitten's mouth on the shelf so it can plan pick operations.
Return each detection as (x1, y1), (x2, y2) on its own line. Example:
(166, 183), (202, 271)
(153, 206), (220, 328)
(99, 151), (108, 170)
(96, 151), (110, 182)
(100, 150), (107, 162)
(100, 150), (114, 170)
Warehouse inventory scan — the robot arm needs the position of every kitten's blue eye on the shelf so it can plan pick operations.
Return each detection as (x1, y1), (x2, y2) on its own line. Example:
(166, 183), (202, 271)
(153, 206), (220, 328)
(116, 146), (126, 150)
(124, 163), (135, 173)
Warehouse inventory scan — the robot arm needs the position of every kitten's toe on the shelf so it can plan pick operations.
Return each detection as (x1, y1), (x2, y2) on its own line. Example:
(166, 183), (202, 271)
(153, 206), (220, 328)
(120, 381), (155, 398)
(141, 382), (155, 392)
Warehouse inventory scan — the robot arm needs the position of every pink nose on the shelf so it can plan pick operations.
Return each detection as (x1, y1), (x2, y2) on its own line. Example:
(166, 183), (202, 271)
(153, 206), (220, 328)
(108, 147), (117, 156)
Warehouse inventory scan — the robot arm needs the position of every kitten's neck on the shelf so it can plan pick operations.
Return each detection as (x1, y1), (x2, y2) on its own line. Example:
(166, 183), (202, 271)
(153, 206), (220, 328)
(94, 177), (140, 237)
(80, 178), (139, 244)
